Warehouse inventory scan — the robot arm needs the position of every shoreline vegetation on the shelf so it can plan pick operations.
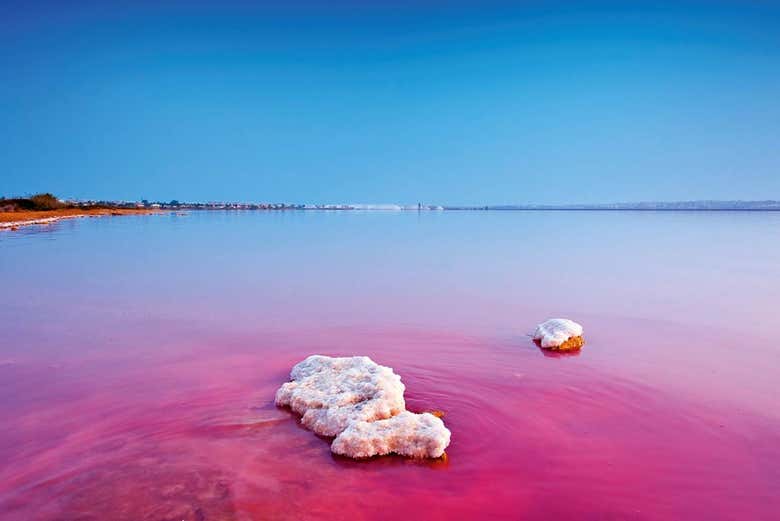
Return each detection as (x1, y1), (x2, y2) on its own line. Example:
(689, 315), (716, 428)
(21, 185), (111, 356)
(0, 194), (160, 230)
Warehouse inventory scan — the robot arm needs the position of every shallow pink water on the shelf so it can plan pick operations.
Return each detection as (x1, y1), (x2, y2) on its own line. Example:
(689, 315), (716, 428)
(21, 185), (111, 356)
(1, 211), (779, 520)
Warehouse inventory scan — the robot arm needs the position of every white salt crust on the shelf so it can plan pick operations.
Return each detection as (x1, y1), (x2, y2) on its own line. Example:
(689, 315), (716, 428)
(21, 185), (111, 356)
(533, 318), (584, 348)
(275, 355), (450, 458)
(0, 217), (61, 229)
(332, 411), (451, 458)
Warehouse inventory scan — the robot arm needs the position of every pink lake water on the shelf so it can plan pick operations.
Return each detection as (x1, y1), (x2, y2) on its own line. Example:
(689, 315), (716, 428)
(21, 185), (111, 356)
(0, 210), (778, 520)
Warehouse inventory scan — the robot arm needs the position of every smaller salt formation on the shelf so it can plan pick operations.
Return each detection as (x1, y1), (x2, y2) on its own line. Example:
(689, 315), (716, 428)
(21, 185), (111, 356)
(533, 318), (584, 351)
(275, 355), (450, 459)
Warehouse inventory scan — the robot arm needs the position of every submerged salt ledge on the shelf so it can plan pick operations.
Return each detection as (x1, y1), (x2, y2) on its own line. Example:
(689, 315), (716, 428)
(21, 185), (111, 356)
(533, 318), (584, 349)
(275, 355), (450, 458)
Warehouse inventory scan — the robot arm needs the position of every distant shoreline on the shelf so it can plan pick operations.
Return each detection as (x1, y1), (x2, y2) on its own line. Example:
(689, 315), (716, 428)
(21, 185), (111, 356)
(3, 199), (780, 231)
(158, 205), (780, 212)
(4, 193), (780, 213)
(110, 200), (780, 212)
(441, 207), (780, 212)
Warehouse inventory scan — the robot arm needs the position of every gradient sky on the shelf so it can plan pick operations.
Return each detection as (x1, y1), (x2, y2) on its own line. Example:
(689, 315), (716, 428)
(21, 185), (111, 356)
(2, 1), (779, 204)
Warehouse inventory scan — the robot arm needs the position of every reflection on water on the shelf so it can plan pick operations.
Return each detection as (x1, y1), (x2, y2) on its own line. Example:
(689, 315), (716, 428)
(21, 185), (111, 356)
(1, 211), (779, 520)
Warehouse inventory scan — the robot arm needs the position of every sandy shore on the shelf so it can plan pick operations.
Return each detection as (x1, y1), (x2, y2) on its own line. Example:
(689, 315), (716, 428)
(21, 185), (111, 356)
(0, 208), (162, 229)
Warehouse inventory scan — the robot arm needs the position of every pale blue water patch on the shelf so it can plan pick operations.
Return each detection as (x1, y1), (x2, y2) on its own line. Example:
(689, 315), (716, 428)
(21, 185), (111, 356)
(2, 210), (780, 343)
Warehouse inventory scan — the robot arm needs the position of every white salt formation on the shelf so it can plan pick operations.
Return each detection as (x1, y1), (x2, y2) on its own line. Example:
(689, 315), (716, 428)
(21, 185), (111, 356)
(274, 355), (406, 437)
(275, 355), (450, 458)
(0, 217), (61, 229)
(331, 411), (450, 459)
(533, 318), (584, 350)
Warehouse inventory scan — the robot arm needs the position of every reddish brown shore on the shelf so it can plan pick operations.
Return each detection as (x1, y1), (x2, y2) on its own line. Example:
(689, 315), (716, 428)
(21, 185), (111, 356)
(0, 208), (162, 228)
(533, 335), (584, 351)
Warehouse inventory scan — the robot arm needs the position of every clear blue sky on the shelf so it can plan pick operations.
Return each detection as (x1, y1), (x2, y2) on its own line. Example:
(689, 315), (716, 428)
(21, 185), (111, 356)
(2, 1), (779, 204)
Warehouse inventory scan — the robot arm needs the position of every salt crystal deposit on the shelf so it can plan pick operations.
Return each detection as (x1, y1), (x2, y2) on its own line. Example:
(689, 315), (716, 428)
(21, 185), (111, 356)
(331, 411), (450, 458)
(533, 318), (584, 350)
(275, 355), (405, 436)
(275, 355), (451, 458)
(0, 217), (61, 229)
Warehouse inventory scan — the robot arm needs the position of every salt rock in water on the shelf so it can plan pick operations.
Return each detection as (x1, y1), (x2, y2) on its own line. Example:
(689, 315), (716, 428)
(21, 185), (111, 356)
(533, 318), (584, 350)
(275, 355), (406, 436)
(332, 411), (450, 458)
(275, 355), (451, 458)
